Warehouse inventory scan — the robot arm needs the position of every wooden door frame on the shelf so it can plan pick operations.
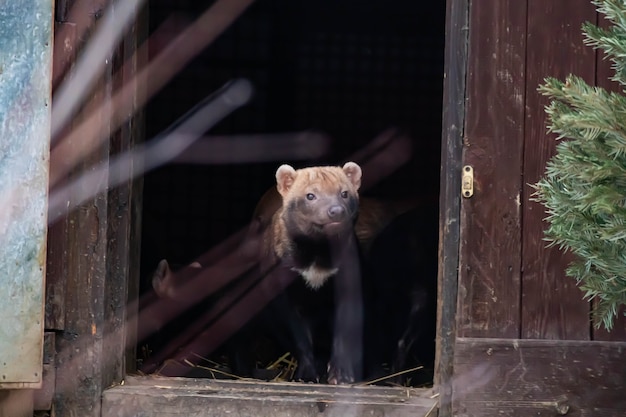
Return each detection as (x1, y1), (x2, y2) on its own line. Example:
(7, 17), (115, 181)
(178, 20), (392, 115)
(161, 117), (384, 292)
(434, 0), (467, 416)
(114, 0), (466, 415)
(43, 0), (463, 415)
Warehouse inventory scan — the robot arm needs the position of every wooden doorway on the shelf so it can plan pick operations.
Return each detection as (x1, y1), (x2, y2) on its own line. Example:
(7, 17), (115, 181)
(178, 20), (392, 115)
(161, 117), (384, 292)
(136, 0), (445, 386)
(43, 0), (450, 416)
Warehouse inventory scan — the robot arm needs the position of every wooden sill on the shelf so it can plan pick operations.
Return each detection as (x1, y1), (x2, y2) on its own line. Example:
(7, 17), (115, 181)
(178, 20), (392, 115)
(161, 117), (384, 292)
(102, 376), (438, 417)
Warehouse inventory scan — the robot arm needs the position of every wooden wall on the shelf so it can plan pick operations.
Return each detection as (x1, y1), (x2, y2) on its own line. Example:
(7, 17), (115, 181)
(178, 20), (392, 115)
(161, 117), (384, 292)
(458, 0), (626, 343)
(44, 1), (144, 415)
(449, 0), (626, 415)
(520, 0), (597, 341)
(458, 0), (527, 340)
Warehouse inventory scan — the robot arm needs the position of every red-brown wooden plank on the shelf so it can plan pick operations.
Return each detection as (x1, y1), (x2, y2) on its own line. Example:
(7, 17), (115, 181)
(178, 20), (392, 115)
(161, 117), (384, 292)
(458, 0), (527, 338)
(592, 11), (626, 342)
(521, 0), (596, 340)
(452, 337), (626, 416)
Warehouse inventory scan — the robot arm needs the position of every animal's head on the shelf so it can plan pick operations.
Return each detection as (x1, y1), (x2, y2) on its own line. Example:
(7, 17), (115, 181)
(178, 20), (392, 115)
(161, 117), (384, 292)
(275, 162), (362, 238)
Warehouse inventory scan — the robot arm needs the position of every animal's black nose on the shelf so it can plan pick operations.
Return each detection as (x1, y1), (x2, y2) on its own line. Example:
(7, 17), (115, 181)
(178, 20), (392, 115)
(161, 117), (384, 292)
(328, 205), (345, 219)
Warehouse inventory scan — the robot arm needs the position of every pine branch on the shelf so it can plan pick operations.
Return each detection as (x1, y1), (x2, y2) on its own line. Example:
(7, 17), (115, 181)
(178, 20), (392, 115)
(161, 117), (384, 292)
(584, 0), (626, 85)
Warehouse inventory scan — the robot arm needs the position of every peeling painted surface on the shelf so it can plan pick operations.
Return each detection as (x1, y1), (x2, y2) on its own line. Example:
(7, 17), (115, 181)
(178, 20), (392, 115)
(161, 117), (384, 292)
(0, 0), (52, 384)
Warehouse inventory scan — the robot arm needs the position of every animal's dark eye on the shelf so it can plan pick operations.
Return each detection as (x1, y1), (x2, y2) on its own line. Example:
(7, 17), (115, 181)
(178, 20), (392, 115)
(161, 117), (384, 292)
(341, 191), (349, 199)
(306, 193), (316, 201)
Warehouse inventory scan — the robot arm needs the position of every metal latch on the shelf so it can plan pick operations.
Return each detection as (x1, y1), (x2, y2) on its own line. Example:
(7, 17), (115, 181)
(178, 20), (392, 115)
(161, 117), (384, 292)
(461, 165), (474, 198)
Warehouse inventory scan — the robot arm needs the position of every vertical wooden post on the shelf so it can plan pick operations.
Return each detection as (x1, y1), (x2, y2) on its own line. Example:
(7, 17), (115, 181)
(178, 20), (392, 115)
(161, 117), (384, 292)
(105, 5), (146, 381)
(51, 1), (114, 409)
(435, 0), (468, 415)
(53, 66), (112, 416)
(46, 18), (78, 335)
(48, 1), (145, 414)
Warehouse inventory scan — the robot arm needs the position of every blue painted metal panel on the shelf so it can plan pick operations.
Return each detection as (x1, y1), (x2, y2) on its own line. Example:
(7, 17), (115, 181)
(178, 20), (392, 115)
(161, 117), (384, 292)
(0, 0), (52, 385)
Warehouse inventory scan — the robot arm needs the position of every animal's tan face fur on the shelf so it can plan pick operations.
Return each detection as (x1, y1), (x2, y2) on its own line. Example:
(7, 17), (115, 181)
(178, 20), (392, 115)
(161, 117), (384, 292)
(275, 162), (362, 239)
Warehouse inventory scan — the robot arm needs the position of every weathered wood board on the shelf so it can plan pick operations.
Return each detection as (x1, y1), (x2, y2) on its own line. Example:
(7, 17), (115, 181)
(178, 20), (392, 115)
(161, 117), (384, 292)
(458, 0), (527, 339)
(458, 0), (625, 342)
(102, 376), (438, 417)
(0, 0), (53, 388)
(452, 338), (626, 416)
(435, 0), (467, 415)
(45, 20), (78, 333)
(521, 0), (596, 341)
(48, 1), (146, 415)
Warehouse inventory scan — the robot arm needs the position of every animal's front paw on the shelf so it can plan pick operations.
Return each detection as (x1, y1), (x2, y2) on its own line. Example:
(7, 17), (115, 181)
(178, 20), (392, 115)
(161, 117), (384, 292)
(294, 356), (319, 382)
(326, 360), (355, 385)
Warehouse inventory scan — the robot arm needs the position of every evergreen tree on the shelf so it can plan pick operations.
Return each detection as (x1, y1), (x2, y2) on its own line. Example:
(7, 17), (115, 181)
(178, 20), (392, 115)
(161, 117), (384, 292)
(534, 0), (626, 330)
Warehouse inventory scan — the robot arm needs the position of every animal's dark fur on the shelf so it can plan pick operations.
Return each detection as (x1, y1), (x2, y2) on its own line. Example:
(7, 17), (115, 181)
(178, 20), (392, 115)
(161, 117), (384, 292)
(363, 204), (438, 385)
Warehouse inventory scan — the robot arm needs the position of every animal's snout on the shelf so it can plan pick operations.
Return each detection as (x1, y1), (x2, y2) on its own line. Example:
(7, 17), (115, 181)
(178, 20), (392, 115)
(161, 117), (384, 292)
(327, 205), (345, 220)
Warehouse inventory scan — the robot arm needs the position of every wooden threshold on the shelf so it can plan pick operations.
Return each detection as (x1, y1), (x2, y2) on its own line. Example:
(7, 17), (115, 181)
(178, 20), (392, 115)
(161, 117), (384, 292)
(102, 376), (438, 417)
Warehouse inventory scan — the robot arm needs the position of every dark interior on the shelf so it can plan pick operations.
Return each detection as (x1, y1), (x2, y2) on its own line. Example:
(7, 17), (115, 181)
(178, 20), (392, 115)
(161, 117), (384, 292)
(139, 0), (445, 386)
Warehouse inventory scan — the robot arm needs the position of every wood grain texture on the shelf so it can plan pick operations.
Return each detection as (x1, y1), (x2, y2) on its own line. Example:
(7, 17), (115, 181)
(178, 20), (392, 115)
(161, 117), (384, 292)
(452, 337), (626, 417)
(125, 6), (148, 374)
(53, 143), (110, 417)
(102, 376), (438, 417)
(457, 0), (527, 339)
(435, 1), (468, 416)
(50, 4), (145, 415)
(47, 22), (77, 332)
(103, 22), (142, 388)
(45, 215), (68, 331)
(52, 4), (113, 414)
(521, 0), (596, 340)
(47, 20), (77, 332)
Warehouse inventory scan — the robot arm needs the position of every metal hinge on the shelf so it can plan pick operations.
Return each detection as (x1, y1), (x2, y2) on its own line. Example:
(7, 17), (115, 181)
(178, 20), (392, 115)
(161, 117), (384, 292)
(461, 165), (474, 198)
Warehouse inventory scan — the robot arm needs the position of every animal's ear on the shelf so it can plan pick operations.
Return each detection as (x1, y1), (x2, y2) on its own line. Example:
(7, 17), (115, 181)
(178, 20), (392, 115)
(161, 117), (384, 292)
(342, 162), (362, 191)
(276, 164), (297, 196)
